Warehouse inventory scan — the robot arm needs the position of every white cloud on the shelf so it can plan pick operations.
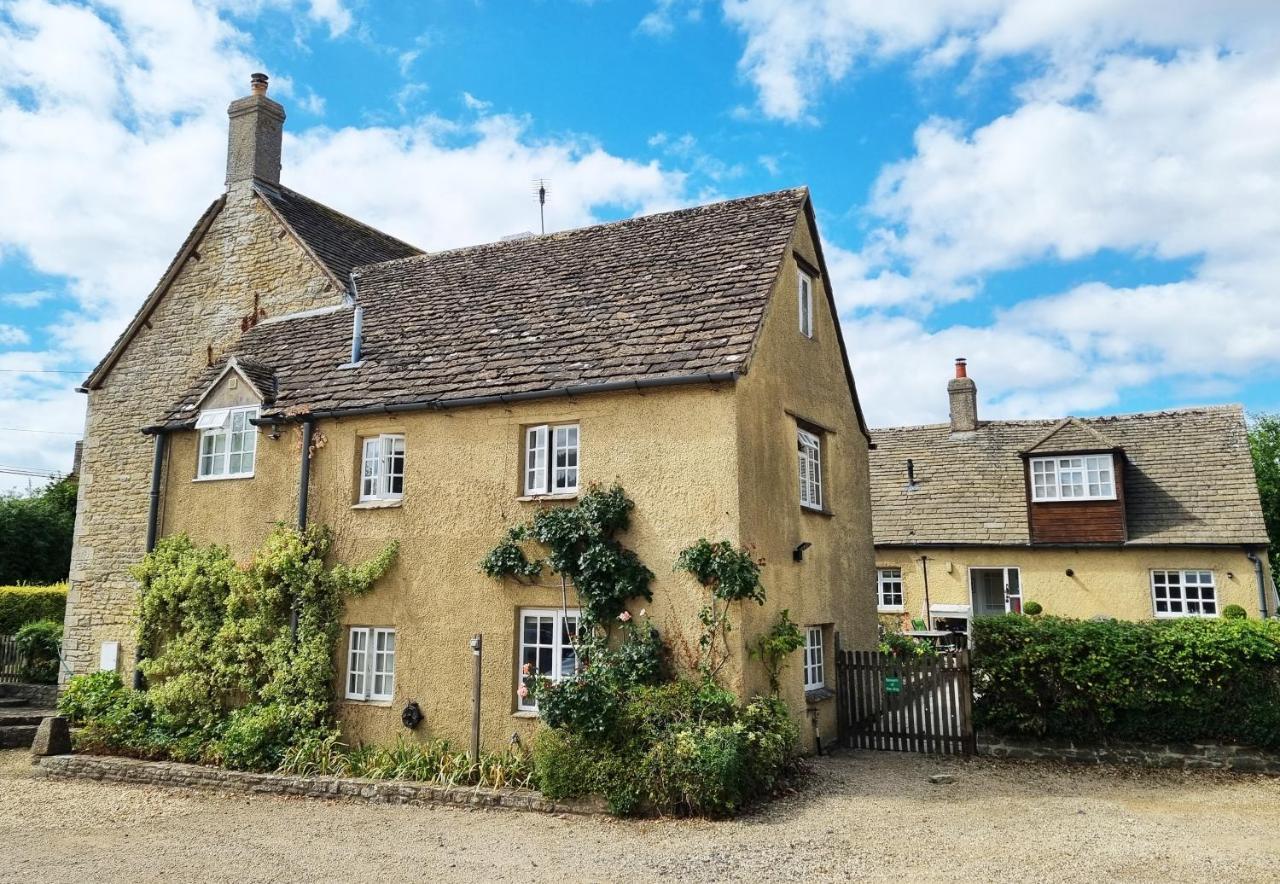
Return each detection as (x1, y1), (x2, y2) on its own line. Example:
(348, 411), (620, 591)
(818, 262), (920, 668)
(721, 0), (1280, 122)
(305, 0), (353, 38)
(0, 325), (30, 346)
(2, 291), (54, 308)
(461, 91), (491, 112)
(0, 0), (693, 489)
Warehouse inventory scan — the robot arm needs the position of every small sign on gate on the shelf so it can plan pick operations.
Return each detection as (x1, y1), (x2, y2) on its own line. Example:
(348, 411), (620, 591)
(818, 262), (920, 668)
(883, 675), (902, 694)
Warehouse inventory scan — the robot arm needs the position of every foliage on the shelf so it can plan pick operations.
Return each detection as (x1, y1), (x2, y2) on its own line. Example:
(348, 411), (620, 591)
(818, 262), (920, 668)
(532, 678), (799, 817)
(1022, 600), (1043, 616)
(1223, 604), (1248, 620)
(749, 609), (806, 694)
(481, 484), (653, 627)
(67, 525), (397, 770)
(278, 733), (533, 790)
(14, 618), (62, 683)
(0, 584), (67, 633)
(0, 478), (77, 586)
(59, 671), (127, 724)
(972, 614), (1280, 749)
(877, 628), (938, 659)
(674, 539), (767, 679)
(1248, 413), (1280, 578)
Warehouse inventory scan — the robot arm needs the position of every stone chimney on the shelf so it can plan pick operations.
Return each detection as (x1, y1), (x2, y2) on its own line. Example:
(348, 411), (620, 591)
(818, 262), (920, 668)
(226, 73), (285, 189)
(947, 357), (978, 434)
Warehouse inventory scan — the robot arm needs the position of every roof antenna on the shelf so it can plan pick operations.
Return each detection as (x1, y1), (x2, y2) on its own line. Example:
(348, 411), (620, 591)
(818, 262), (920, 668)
(533, 178), (549, 234)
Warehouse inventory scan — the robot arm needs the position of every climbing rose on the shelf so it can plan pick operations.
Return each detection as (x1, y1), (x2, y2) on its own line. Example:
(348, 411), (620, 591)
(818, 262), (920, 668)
(521, 662), (532, 675)
(619, 611), (632, 622)
(517, 684), (528, 699)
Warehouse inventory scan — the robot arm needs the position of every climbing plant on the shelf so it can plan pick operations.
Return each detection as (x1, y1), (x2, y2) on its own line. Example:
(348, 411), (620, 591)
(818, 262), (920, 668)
(64, 524), (397, 771)
(674, 538), (767, 679)
(748, 609), (805, 695)
(481, 483), (653, 628)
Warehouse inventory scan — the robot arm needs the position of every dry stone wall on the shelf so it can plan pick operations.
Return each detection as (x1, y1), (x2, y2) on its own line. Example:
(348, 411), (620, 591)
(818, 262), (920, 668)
(63, 185), (343, 678)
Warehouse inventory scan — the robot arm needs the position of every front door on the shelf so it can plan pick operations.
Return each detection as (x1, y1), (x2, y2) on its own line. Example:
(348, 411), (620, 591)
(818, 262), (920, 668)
(970, 567), (1021, 617)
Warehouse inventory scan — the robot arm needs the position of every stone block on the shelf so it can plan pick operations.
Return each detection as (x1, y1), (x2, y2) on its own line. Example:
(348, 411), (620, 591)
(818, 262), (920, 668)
(30, 716), (72, 756)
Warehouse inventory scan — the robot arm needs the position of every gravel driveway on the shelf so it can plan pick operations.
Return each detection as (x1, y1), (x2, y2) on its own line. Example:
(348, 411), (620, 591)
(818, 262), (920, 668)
(4, 748), (1278, 883)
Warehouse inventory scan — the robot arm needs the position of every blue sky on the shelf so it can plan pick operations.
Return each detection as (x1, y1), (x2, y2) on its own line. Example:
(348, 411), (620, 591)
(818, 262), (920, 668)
(2, 0), (1279, 490)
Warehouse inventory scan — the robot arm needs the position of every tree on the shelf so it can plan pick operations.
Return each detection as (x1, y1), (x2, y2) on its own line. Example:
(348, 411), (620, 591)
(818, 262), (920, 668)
(0, 477), (77, 585)
(1248, 413), (1280, 578)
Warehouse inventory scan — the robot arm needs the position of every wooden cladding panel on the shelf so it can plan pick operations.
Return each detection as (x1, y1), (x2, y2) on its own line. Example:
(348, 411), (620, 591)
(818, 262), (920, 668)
(1025, 455), (1128, 544)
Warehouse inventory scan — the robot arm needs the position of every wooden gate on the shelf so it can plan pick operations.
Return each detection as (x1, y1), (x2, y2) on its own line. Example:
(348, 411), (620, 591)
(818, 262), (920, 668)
(835, 648), (975, 755)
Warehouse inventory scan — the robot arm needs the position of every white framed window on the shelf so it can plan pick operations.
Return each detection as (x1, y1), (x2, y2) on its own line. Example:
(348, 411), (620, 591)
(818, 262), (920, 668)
(798, 270), (814, 338)
(1030, 454), (1115, 501)
(798, 428), (823, 510)
(196, 406), (258, 479)
(359, 434), (406, 501)
(345, 626), (396, 701)
(803, 626), (825, 690)
(517, 607), (580, 712)
(1152, 570), (1218, 618)
(877, 568), (904, 612)
(523, 423), (579, 496)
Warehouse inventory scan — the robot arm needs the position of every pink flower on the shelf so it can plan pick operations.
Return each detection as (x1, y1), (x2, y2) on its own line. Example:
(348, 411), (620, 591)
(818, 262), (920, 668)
(638, 609), (646, 617)
(517, 684), (529, 699)
(521, 662), (532, 675)
(619, 611), (632, 622)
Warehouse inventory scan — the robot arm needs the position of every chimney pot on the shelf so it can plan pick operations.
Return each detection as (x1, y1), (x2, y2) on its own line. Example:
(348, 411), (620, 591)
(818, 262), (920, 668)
(947, 358), (978, 434)
(250, 72), (269, 95)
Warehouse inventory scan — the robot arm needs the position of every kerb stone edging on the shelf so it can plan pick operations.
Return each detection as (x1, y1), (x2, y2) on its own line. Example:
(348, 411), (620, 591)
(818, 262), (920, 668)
(37, 754), (607, 816)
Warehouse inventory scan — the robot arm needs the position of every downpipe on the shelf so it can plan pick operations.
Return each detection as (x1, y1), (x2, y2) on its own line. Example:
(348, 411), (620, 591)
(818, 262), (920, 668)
(1247, 550), (1271, 619)
(291, 420), (315, 641)
(136, 431), (167, 690)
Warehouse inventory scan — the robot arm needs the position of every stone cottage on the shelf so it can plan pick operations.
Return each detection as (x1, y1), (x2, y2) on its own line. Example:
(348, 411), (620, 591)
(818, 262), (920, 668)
(64, 75), (877, 750)
(869, 359), (1274, 637)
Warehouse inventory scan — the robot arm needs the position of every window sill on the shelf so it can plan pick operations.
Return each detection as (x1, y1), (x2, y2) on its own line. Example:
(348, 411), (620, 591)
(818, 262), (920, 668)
(877, 606), (906, 614)
(801, 505), (835, 518)
(805, 686), (835, 704)
(352, 498), (404, 510)
(513, 709), (540, 719)
(193, 473), (255, 482)
(340, 698), (395, 707)
(517, 493), (578, 503)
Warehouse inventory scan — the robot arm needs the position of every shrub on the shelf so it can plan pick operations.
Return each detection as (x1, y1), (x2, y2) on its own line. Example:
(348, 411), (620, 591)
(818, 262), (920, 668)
(749, 609), (805, 694)
(877, 629), (937, 659)
(0, 584), (67, 633)
(0, 478), (76, 585)
(14, 618), (62, 683)
(972, 614), (1280, 749)
(1222, 604), (1247, 620)
(59, 671), (127, 724)
(1022, 600), (1043, 616)
(278, 734), (532, 790)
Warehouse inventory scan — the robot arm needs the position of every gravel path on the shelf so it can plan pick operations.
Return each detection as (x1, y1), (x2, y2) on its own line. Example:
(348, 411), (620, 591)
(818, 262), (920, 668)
(3, 748), (1279, 883)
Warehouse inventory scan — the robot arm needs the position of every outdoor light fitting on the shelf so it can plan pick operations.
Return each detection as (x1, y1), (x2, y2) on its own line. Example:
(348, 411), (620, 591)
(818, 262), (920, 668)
(793, 541), (812, 562)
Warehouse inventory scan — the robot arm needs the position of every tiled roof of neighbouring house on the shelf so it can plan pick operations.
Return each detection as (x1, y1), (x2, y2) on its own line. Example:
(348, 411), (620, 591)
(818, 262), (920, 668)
(870, 406), (1270, 547)
(159, 187), (816, 423)
(254, 182), (422, 284)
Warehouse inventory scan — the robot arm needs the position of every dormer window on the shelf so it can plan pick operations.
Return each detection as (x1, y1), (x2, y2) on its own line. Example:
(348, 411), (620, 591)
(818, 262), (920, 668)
(798, 270), (814, 338)
(1030, 454), (1115, 501)
(196, 406), (258, 479)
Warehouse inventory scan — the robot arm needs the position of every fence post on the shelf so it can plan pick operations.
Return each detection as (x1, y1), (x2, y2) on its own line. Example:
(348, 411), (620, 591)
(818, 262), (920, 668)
(958, 648), (977, 755)
(469, 634), (483, 759)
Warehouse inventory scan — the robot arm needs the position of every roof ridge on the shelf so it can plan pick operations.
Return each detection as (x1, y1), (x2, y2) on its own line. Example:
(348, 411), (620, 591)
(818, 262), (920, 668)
(352, 186), (810, 273)
(872, 403), (1245, 434)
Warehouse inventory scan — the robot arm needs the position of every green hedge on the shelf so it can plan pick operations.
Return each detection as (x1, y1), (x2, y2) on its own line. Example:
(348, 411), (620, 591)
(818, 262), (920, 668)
(972, 614), (1280, 750)
(0, 584), (68, 634)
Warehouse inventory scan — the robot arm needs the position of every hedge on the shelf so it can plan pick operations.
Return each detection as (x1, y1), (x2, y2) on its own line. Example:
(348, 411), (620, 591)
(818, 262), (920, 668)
(0, 584), (68, 634)
(972, 614), (1280, 750)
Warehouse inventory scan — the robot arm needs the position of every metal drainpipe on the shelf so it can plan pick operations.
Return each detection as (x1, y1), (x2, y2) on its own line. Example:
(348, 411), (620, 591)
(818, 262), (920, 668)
(291, 420), (315, 641)
(1247, 550), (1270, 619)
(136, 431), (167, 690)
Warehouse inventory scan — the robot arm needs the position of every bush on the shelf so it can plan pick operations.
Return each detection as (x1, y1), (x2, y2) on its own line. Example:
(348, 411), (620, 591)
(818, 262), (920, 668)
(972, 614), (1280, 749)
(1222, 604), (1247, 620)
(0, 584), (67, 633)
(531, 677), (799, 817)
(0, 478), (76, 585)
(59, 671), (127, 724)
(279, 734), (532, 789)
(14, 618), (62, 683)
(1022, 600), (1043, 616)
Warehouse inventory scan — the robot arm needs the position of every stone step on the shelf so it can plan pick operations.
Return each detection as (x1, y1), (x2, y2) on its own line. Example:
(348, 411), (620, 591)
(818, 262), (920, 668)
(0, 724), (38, 750)
(0, 709), (54, 727)
(0, 698), (28, 709)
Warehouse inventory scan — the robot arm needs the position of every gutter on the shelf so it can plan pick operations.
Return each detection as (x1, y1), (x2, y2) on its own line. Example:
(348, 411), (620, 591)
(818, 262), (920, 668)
(1246, 549), (1271, 619)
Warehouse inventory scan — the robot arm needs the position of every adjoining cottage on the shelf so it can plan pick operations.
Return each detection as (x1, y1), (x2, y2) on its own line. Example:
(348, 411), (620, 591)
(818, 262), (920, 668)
(64, 74), (878, 751)
(870, 359), (1275, 637)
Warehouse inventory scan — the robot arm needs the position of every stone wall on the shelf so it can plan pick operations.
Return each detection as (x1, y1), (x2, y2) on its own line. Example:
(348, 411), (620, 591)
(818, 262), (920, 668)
(62, 185), (342, 679)
(978, 734), (1280, 774)
(37, 754), (606, 815)
(0, 682), (58, 707)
